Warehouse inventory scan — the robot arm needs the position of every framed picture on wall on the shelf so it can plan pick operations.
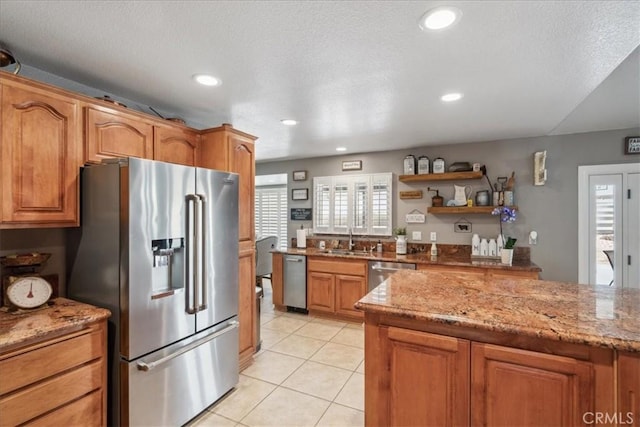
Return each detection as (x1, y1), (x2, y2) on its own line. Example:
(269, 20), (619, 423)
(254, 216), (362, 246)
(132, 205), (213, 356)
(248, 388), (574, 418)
(625, 136), (640, 154)
(291, 188), (308, 201)
(342, 160), (362, 171)
(292, 170), (307, 181)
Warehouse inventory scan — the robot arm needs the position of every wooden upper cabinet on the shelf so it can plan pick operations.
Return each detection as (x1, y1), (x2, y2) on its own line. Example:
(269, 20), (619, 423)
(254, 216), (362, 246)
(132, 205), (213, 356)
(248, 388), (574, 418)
(1, 82), (82, 227)
(85, 107), (153, 163)
(198, 124), (257, 243)
(153, 125), (199, 166)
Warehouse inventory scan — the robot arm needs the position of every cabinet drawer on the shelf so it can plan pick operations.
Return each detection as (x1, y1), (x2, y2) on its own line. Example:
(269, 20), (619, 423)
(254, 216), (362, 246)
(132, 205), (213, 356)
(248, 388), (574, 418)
(0, 326), (102, 395)
(27, 389), (102, 427)
(308, 258), (366, 276)
(0, 359), (102, 426)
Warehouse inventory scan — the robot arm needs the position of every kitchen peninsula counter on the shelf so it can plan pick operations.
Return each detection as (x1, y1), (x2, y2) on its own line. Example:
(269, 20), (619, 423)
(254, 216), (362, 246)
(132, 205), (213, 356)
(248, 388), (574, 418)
(276, 247), (541, 273)
(355, 269), (639, 351)
(356, 270), (640, 426)
(0, 297), (111, 352)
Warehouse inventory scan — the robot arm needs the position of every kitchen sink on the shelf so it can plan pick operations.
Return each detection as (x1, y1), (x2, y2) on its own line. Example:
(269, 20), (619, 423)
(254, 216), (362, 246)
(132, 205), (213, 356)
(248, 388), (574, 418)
(320, 249), (370, 256)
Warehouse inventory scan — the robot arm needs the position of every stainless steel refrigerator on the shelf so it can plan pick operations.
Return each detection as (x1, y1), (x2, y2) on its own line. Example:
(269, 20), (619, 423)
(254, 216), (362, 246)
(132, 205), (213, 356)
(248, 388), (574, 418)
(67, 157), (239, 426)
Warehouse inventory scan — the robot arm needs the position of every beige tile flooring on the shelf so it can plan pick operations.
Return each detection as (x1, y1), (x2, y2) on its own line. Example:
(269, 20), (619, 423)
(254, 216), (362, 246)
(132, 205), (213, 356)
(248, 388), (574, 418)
(188, 280), (365, 427)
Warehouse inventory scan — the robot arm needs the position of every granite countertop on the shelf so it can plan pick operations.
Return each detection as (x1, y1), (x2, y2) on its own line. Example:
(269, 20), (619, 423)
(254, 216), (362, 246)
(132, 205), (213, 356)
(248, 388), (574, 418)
(355, 270), (640, 352)
(0, 298), (111, 353)
(276, 247), (541, 272)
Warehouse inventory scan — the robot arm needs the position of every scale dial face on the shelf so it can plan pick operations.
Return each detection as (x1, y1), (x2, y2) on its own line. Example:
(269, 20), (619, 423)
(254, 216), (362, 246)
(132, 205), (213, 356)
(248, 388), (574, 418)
(6, 276), (52, 309)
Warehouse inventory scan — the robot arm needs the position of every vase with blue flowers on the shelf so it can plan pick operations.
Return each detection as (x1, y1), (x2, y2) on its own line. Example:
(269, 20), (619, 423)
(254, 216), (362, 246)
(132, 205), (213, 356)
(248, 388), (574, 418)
(492, 206), (517, 264)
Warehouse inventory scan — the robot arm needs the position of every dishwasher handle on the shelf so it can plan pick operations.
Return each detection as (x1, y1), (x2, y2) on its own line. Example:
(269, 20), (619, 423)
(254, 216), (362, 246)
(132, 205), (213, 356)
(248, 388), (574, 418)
(285, 257), (304, 262)
(371, 265), (407, 272)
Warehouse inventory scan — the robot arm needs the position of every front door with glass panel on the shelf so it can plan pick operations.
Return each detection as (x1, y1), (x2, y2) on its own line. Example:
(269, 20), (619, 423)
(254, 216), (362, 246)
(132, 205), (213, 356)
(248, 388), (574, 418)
(579, 164), (640, 288)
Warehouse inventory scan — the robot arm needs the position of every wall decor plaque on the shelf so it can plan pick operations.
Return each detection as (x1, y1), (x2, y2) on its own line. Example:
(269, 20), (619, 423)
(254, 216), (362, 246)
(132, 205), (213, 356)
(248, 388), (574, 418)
(290, 208), (312, 220)
(405, 209), (426, 223)
(399, 190), (423, 199)
(342, 160), (362, 171)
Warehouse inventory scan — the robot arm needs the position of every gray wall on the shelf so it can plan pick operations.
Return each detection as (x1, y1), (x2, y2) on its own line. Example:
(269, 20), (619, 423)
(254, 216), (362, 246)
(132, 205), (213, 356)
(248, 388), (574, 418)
(257, 127), (640, 282)
(0, 229), (68, 293)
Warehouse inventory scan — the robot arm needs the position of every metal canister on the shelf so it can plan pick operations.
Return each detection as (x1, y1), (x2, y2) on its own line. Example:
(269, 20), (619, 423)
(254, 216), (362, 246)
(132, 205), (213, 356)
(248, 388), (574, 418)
(417, 156), (430, 174)
(475, 190), (489, 206)
(432, 157), (445, 173)
(403, 155), (417, 175)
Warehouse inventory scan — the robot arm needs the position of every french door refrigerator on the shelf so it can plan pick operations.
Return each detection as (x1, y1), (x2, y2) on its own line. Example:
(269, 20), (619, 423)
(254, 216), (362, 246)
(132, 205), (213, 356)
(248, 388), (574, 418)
(67, 157), (239, 426)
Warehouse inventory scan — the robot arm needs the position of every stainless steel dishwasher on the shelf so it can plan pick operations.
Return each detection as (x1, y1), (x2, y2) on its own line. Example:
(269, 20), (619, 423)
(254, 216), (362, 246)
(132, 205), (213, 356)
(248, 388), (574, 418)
(283, 254), (307, 312)
(367, 261), (416, 291)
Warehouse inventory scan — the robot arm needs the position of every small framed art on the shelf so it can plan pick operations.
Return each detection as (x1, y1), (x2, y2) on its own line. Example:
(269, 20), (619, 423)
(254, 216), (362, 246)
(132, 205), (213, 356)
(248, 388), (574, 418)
(291, 188), (309, 201)
(292, 170), (307, 181)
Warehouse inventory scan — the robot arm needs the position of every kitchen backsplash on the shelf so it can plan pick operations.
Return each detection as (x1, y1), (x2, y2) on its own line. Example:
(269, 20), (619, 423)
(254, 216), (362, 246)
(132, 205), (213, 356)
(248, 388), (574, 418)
(292, 236), (531, 261)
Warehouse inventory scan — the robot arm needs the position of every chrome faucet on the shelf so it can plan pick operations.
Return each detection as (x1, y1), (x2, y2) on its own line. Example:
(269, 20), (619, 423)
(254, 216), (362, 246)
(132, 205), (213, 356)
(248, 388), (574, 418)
(348, 228), (356, 250)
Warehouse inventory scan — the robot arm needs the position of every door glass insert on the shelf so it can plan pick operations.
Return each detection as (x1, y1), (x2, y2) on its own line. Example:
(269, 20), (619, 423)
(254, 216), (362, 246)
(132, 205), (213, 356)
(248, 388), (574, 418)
(589, 175), (621, 286)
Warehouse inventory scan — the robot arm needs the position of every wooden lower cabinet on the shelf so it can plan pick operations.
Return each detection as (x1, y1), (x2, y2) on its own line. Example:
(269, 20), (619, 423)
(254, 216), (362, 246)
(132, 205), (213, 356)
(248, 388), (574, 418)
(308, 271), (335, 313)
(618, 352), (640, 426)
(335, 274), (366, 318)
(381, 327), (470, 427)
(271, 252), (284, 307)
(307, 257), (366, 320)
(238, 242), (256, 369)
(0, 320), (107, 426)
(471, 342), (593, 426)
(365, 317), (617, 427)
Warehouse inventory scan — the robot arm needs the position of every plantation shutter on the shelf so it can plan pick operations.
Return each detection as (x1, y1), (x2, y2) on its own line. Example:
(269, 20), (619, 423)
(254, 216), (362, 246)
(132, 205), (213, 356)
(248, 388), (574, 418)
(255, 185), (288, 250)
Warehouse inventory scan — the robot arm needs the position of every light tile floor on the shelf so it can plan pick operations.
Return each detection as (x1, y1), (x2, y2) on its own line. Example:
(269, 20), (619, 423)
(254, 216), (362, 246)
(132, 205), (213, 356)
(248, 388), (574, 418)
(188, 279), (365, 427)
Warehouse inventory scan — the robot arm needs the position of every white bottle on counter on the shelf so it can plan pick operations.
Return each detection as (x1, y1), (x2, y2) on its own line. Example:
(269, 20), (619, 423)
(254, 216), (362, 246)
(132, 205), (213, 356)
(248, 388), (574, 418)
(496, 234), (504, 256)
(488, 239), (497, 256)
(431, 241), (438, 257)
(480, 238), (489, 256)
(472, 234), (480, 255)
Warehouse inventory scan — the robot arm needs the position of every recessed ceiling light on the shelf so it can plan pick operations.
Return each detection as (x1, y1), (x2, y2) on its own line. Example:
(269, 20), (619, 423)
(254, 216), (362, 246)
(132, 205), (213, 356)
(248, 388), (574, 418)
(193, 74), (222, 86)
(441, 92), (463, 102)
(281, 119), (298, 126)
(336, 147), (347, 152)
(419, 7), (461, 31)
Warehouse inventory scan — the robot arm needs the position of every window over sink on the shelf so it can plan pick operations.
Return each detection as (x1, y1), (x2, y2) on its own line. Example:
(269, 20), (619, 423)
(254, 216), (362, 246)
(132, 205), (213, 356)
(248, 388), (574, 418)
(313, 173), (393, 236)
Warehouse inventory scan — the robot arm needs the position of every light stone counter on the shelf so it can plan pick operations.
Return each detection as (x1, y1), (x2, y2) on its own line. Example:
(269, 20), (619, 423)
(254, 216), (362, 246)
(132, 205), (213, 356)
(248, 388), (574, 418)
(0, 297), (111, 352)
(355, 269), (640, 352)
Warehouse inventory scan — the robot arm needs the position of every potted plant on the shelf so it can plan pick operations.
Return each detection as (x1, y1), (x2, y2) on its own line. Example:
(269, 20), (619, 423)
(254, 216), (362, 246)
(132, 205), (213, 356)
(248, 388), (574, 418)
(492, 207), (517, 264)
(393, 227), (407, 255)
(501, 237), (517, 265)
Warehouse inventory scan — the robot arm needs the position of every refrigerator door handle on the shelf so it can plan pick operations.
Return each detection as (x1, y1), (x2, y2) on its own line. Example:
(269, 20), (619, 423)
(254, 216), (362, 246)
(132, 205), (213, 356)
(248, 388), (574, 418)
(197, 194), (207, 311)
(136, 320), (239, 371)
(185, 194), (199, 314)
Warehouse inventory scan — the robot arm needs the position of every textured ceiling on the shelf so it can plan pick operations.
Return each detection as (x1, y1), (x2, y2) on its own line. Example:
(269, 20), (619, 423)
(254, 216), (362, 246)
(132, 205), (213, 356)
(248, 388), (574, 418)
(0, 1), (638, 162)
